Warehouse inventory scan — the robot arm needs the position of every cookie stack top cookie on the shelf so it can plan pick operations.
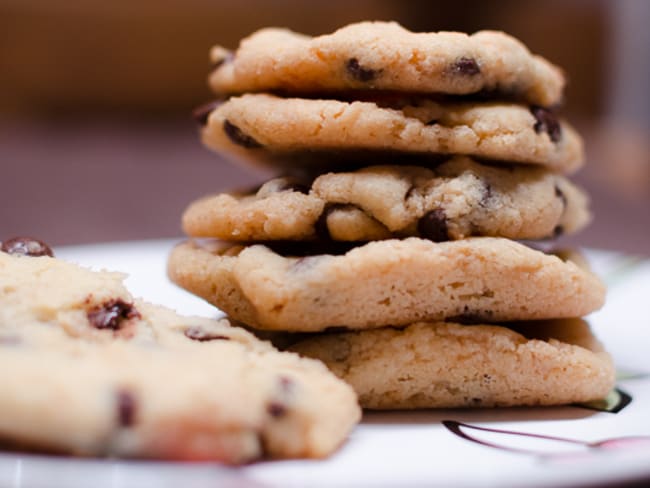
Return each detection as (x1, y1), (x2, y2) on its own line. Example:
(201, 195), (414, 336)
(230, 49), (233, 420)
(197, 21), (583, 174)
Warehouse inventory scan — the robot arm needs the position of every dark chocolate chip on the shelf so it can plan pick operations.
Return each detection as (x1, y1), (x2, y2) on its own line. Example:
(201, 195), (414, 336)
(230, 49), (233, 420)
(451, 57), (481, 76)
(1, 237), (53, 257)
(531, 106), (562, 142)
(184, 327), (230, 342)
(116, 389), (136, 427)
(266, 402), (287, 418)
(417, 209), (449, 242)
(223, 120), (263, 148)
(345, 58), (381, 83)
(87, 299), (139, 330)
(266, 376), (294, 419)
(191, 100), (223, 126)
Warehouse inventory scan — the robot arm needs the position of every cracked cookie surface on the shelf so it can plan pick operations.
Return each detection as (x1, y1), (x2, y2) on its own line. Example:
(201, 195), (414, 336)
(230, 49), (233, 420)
(167, 238), (606, 332)
(0, 245), (359, 462)
(201, 94), (583, 173)
(288, 319), (615, 409)
(208, 21), (565, 107)
(182, 156), (590, 242)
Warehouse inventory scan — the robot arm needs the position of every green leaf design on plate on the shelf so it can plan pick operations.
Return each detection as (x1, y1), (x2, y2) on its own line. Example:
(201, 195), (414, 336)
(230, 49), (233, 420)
(576, 388), (632, 413)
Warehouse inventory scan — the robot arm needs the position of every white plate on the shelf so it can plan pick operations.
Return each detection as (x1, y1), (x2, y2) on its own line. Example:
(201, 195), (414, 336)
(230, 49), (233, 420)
(2, 239), (649, 488)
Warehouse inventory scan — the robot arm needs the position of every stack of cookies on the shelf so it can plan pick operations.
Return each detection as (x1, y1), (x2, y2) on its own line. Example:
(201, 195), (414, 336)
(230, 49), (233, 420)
(169, 22), (615, 409)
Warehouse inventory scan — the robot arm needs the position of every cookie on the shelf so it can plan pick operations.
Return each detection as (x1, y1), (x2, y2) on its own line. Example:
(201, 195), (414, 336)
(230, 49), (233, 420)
(287, 319), (615, 409)
(208, 21), (565, 107)
(0, 240), (360, 462)
(167, 237), (606, 332)
(200, 94), (583, 173)
(182, 156), (590, 242)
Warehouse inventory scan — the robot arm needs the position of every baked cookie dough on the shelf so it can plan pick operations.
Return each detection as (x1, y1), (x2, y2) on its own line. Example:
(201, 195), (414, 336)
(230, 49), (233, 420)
(200, 94), (583, 173)
(182, 156), (590, 242)
(208, 21), (565, 107)
(167, 237), (606, 332)
(288, 319), (615, 409)
(0, 240), (359, 462)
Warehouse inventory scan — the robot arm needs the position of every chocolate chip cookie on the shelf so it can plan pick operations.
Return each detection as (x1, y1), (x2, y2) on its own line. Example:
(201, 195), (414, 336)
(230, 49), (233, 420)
(200, 94), (583, 173)
(0, 239), (359, 462)
(288, 319), (615, 409)
(182, 156), (590, 242)
(208, 21), (565, 107)
(167, 238), (605, 332)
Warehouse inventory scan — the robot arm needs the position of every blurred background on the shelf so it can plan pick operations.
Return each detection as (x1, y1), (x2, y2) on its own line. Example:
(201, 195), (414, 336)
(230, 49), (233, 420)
(1, 0), (648, 254)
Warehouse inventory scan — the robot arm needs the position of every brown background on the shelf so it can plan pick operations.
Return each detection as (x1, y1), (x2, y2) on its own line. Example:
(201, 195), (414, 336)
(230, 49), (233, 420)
(1, 0), (649, 254)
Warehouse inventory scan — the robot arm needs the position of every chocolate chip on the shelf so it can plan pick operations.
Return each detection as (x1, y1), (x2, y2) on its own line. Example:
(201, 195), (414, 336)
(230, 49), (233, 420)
(87, 300), (139, 330)
(1, 237), (53, 257)
(417, 209), (449, 242)
(345, 58), (381, 82)
(184, 327), (230, 342)
(116, 389), (136, 427)
(223, 120), (263, 148)
(531, 106), (562, 142)
(451, 57), (481, 76)
(266, 402), (287, 418)
(266, 376), (294, 419)
(191, 100), (223, 126)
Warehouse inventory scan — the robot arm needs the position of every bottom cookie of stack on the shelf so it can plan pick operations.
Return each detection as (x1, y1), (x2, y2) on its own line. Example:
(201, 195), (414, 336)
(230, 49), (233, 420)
(284, 319), (614, 409)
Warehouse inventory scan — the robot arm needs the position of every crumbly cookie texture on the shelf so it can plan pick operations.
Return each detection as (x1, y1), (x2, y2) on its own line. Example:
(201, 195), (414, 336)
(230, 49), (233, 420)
(182, 156), (590, 242)
(288, 319), (615, 409)
(208, 21), (565, 107)
(0, 248), (360, 462)
(201, 94), (583, 173)
(167, 238), (606, 332)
